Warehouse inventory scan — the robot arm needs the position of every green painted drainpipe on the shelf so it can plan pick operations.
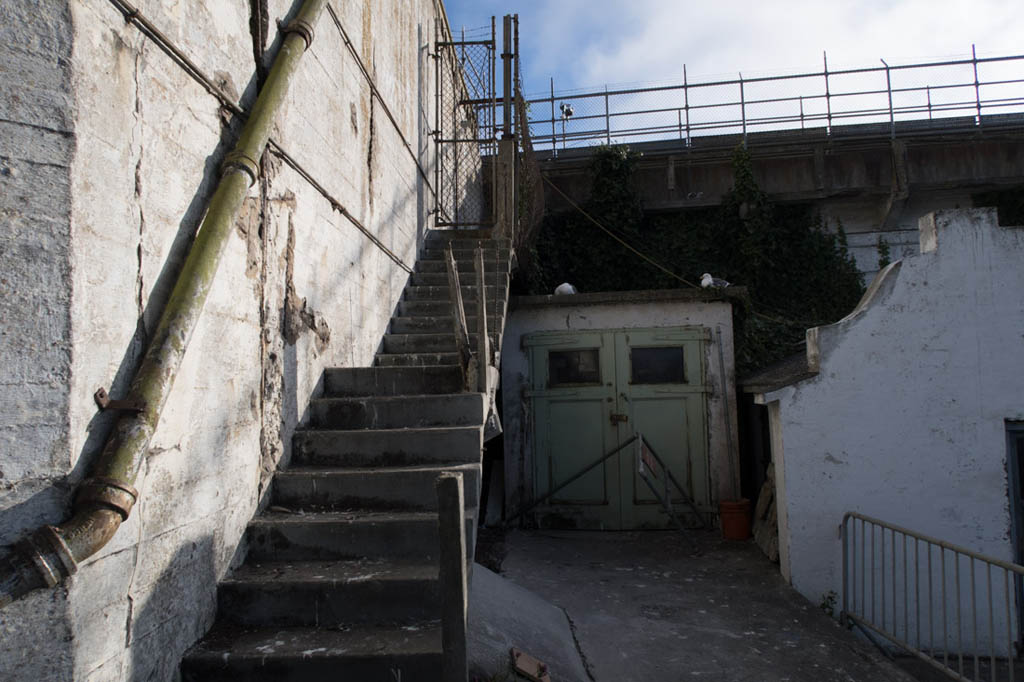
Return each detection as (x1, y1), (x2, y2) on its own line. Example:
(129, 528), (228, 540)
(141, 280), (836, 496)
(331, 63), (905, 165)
(0, 0), (328, 608)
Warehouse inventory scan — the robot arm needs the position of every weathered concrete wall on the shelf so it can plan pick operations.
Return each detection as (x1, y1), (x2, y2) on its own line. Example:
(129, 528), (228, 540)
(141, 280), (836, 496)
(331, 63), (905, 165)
(0, 1), (77, 677)
(758, 209), (1024, 652)
(0, 0), (458, 678)
(501, 290), (741, 523)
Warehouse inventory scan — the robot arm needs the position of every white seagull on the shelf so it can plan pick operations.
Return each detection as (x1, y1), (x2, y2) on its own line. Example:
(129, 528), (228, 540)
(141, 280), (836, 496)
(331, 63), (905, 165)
(701, 273), (730, 288)
(553, 282), (578, 295)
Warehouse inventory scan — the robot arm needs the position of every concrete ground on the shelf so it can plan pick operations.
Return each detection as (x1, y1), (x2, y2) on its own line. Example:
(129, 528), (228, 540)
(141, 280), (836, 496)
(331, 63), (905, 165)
(498, 529), (920, 682)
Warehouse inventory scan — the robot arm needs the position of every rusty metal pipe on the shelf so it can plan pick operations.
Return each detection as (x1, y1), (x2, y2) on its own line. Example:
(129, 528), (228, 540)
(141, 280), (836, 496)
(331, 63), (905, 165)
(0, 0), (328, 609)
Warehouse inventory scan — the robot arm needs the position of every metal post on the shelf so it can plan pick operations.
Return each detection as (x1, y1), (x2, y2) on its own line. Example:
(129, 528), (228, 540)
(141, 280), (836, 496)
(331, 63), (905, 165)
(972, 44), (983, 128)
(502, 15), (512, 136)
(927, 86), (932, 120)
(824, 51), (832, 135)
(550, 77), (556, 154)
(799, 95), (805, 129)
(881, 58), (895, 139)
(683, 64), (691, 145)
(605, 86), (611, 145)
(434, 19), (441, 222)
(474, 248), (489, 395)
(842, 517), (850, 626)
(436, 472), (468, 682)
(739, 72), (747, 144)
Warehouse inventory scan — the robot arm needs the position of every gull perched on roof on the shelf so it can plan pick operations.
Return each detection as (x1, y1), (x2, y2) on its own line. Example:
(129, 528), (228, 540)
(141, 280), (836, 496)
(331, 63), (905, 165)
(701, 273), (730, 288)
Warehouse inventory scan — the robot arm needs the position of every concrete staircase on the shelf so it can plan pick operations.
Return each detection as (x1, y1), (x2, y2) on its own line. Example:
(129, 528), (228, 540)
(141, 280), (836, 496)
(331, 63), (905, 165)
(181, 229), (510, 681)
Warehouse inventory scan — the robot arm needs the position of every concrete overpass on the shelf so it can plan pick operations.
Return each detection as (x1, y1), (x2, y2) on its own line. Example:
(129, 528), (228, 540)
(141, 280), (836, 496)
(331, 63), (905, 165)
(537, 115), (1024, 279)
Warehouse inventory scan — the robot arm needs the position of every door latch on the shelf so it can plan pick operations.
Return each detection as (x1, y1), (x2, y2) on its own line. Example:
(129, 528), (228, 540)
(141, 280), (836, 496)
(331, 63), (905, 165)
(610, 412), (629, 425)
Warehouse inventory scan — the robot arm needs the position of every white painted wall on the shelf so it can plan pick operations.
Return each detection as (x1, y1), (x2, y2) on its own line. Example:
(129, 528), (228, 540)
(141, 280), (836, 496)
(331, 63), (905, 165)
(501, 291), (740, 522)
(0, 0), (463, 678)
(759, 208), (1024, 653)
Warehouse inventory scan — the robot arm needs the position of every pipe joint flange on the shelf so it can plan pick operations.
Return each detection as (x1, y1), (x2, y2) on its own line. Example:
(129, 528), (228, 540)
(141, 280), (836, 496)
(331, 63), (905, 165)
(75, 477), (139, 520)
(220, 150), (259, 187)
(283, 18), (315, 51)
(22, 526), (77, 587)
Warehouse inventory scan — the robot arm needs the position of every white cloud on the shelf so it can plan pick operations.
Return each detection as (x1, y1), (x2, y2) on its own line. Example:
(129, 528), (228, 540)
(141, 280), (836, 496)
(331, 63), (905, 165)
(484, 0), (1022, 92)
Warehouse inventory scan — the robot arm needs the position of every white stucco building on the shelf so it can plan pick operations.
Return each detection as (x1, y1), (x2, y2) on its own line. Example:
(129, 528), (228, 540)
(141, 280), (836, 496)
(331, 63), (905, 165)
(749, 208), (1024, 652)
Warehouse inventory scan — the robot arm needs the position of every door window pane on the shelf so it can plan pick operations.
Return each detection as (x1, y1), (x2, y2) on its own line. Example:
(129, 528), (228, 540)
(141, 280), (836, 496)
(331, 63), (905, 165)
(631, 346), (686, 384)
(548, 349), (601, 386)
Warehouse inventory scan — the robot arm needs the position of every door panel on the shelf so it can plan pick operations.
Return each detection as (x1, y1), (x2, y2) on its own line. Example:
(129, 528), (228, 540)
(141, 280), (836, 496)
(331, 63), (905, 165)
(615, 329), (709, 529)
(527, 327), (710, 530)
(528, 332), (619, 529)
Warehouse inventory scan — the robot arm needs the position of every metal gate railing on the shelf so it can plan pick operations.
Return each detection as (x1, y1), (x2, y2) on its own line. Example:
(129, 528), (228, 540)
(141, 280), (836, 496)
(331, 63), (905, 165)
(841, 512), (1024, 681)
(434, 21), (496, 228)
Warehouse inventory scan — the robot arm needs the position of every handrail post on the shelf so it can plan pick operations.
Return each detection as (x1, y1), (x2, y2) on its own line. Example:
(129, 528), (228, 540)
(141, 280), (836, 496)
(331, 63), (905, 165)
(824, 51), (832, 135)
(739, 72), (747, 144)
(549, 77), (556, 154)
(604, 86), (611, 145)
(436, 472), (468, 682)
(972, 44), (983, 129)
(445, 245), (473, 390)
(474, 247), (489, 395)
(881, 58), (895, 139)
(841, 515), (849, 627)
(683, 64), (691, 146)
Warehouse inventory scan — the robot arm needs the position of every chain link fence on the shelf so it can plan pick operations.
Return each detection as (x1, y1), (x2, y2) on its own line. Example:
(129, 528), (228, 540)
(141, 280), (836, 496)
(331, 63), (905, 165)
(435, 23), (496, 227)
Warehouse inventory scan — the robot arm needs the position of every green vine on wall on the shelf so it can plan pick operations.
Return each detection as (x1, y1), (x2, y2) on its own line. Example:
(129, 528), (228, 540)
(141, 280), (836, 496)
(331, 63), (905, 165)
(516, 145), (866, 375)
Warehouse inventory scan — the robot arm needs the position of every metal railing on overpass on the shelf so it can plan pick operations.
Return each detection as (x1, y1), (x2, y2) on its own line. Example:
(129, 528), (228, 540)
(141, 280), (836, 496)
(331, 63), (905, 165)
(518, 48), (1024, 152)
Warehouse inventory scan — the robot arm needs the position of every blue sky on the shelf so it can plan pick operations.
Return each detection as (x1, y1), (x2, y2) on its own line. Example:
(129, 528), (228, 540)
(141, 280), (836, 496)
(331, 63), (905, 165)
(441, 0), (1023, 98)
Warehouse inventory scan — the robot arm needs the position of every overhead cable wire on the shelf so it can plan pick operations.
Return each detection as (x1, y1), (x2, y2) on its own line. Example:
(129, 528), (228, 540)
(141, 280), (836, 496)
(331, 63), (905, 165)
(541, 176), (699, 289)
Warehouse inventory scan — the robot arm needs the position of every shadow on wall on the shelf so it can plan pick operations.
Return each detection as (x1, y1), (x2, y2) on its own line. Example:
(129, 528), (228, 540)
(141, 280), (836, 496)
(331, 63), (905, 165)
(122, 534), (216, 680)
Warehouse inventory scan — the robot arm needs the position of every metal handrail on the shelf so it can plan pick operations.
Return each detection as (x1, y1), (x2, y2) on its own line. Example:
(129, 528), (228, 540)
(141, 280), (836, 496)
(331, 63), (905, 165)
(841, 512), (1023, 681)
(520, 50), (1024, 150)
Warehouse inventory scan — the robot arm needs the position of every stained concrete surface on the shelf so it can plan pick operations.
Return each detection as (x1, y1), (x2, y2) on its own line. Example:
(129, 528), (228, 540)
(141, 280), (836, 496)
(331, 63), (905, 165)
(499, 529), (919, 682)
(469, 564), (590, 682)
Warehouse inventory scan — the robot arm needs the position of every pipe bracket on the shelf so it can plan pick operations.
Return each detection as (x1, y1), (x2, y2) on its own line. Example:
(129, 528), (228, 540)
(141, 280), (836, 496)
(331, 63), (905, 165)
(220, 150), (260, 187)
(22, 526), (78, 587)
(282, 18), (315, 51)
(76, 477), (139, 520)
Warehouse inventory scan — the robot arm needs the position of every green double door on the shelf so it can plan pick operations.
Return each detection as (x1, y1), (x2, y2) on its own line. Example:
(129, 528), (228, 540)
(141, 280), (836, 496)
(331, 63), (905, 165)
(526, 327), (710, 529)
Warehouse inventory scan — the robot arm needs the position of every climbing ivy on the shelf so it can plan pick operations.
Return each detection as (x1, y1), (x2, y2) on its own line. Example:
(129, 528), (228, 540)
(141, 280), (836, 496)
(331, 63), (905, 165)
(516, 145), (866, 375)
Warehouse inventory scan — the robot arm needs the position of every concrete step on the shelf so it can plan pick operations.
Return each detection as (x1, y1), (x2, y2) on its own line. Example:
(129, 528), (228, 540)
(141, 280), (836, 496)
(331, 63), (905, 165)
(216, 559), (439, 628)
(292, 425), (482, 468)
(323, 365), (463, 397)
(180, 621), (441, 681)
(420, 247), (511, 263)
(426, 227), (504, 242)
(375, 352), (461, 367)
(404, 282), (508, 302)
(309, 393), (485, 430)
(390, 314), (504, 335)
(424, 237), (510, 251)
(272, 463), (482, 512)
(409, 271), (511, 289)
(246, 509), (476, 562)
(415, 253), (507, 272)
(382, 332), (500, 355)
(399, 300), (507, 318)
